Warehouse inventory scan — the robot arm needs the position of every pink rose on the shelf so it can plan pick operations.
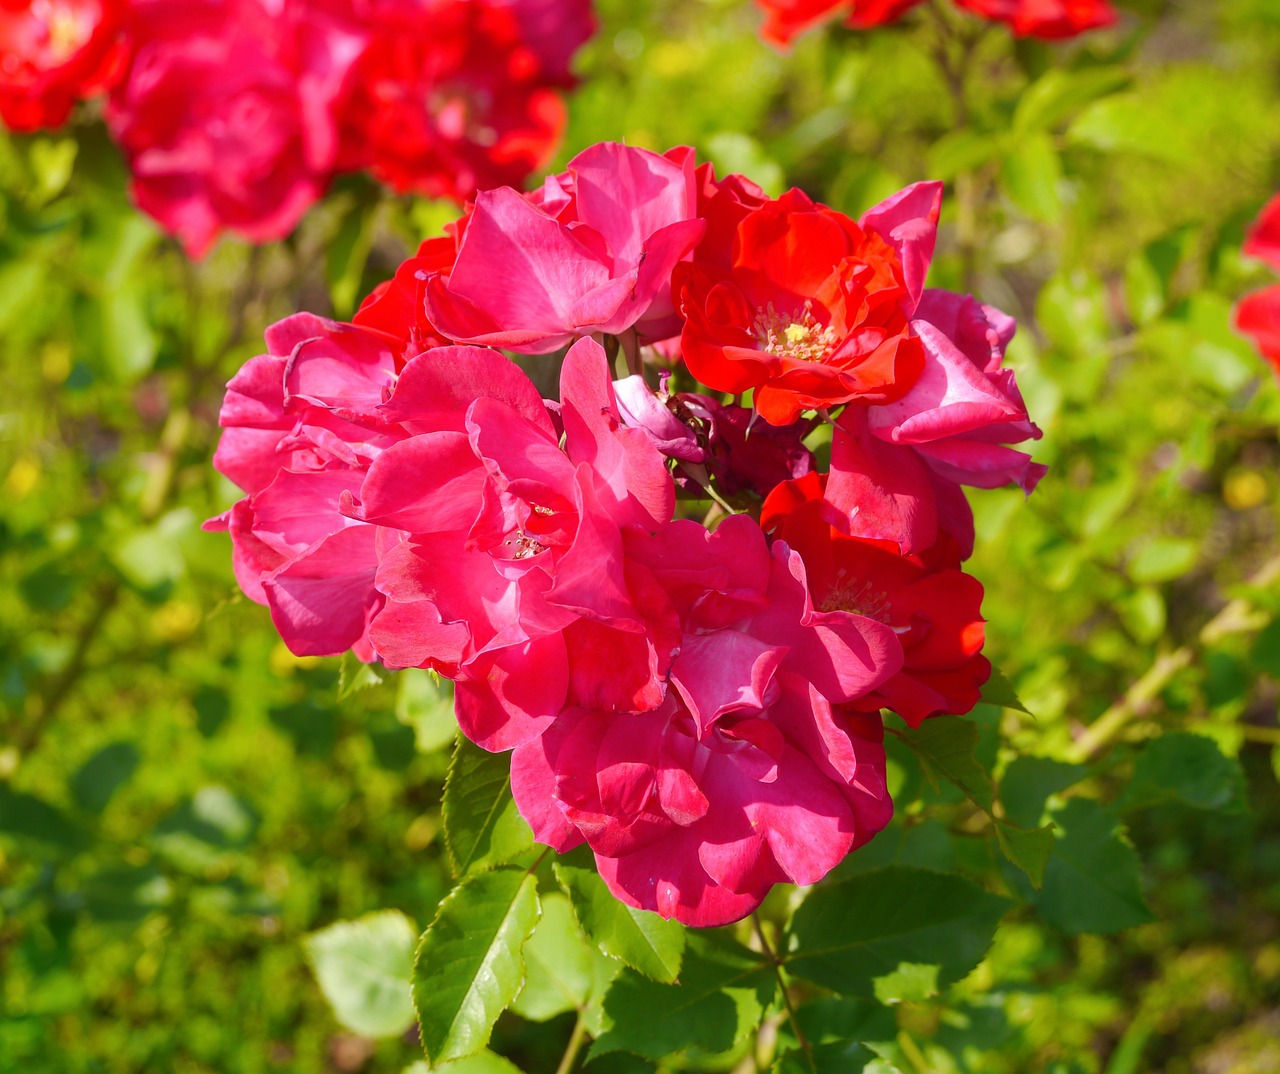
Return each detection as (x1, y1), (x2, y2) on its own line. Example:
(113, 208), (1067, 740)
(352, 337), (675, 749)
(825, 290), (1045, 555)
(511, 515), (902, 926)
(423, 142), (707, 353)
(204, 314), (403, 660)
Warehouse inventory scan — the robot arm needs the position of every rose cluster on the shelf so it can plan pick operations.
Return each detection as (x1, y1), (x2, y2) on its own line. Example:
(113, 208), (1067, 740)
(755, 0), (1116, 46)
(0, 0), (593, 256)
(208, 142), (1045, 926)
(1234, 193), (1280, 380)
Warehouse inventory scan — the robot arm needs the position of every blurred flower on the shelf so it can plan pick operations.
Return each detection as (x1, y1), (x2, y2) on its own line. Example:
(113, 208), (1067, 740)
(754, 0), (1115, 45)
(0, 0), (127, 131)
(106, 0), (363, 256)
(333, 0), (592, 203)
(1234, 194), (1280, 378)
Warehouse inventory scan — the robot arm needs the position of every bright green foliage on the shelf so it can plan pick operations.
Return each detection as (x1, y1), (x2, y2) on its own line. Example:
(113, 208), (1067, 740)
(413, 867), (541, 1065)
(442, 738), (534, 877)
(510, 893), (600, 1022)
(304, 910), (418, 1039)
(554, 862), (686, 983)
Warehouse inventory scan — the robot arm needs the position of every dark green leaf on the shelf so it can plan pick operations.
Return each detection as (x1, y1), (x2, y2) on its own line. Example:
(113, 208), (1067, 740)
(980, 669), (1033, 715)
(0, 786), (86, 852)
(70, 740), (139, 813)
(994, 821), (1055, 888)
(553, 862), (685, 983)
(305, 910), (417, 1039)
(896, 717), (993, 811)
(442, 737), (534, 877)
(591, 933), (775, 1062)
(773, 1042), (879, 1073)
(999, 757), (1085, 829)
(1119, 732), (1247, 814)
(413, 866), (540, 1065)
(1034, 799), (1154, 935)
(785, 866), (1010, 996)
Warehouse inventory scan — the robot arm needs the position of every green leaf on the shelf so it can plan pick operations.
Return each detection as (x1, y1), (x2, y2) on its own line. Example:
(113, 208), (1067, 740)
(413, 866), (541, 1065)
(1034, 799), (1154, 935)
(338, 651), (386, 701)
(1000, 132), (1063, 222)
(591, 933), (775, 1062)
(398, 669), (457, 753)
(1067, 95), (1193, 163)
(1119, 732), (1247, 814)
(897, 717), (993, 811)
(897, 718), (1048, 884)
(999, 757), (1086, 829)
(442, 737), (534, 877)
(150, 785), (259, 872)
(981, 669), (1033, 715)
(0, 785), (86, 852)
(511, 892), (595, 1022)
(784, 866), (1010, 996)
(872, 962), (939, 1005)
(1128, 537), (1199, 584)
(70, 740), (139, 813)
(403, 1052), (525, 1074)
(1013, 67), (1129, 135)
(80, 864), (172, 924)
(926, 129), (1002, 181)
(553, 863), (685, 983)
(773, 1042), (879, 1073)
(305, 910), (418, 1039)
(994, 821), (1055, 888)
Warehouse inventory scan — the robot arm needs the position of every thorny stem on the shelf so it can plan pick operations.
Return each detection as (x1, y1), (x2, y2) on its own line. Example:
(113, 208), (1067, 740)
(753, 912), (816, 1074)
(554, 1014), (589, 1074)
(1066, 550), (1280, 762)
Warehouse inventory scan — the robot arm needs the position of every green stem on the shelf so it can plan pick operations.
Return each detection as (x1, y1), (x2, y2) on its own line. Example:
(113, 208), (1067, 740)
(1067, 550), (1280, 762)
(554, 1014), (589, 1074)
(753, 912), (816, 1074)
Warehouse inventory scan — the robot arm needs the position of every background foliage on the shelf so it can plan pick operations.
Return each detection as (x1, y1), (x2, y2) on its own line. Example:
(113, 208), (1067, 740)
(3, 1), (1280, 1071)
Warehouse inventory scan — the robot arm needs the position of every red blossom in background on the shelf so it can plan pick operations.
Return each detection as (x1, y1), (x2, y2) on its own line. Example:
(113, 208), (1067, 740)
(333, 0), (592, 203)
(105, 0), (364, 257)
(755, 0), (1115, 45)
(1234, 194), (1280, 379)
(0, 0), (126, 131)
(10, 0), (593, 256)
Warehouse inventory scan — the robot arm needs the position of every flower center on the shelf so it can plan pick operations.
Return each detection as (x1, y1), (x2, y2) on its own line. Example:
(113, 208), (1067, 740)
(753, 301), (839, 363)
(818, 572), (890, 622)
